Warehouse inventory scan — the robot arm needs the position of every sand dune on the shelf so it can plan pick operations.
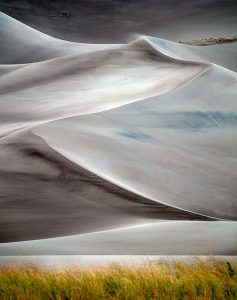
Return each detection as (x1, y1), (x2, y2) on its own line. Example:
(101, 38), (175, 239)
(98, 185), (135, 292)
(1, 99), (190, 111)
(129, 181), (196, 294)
(0, 130), (211, 243)
(0, 222), (236, 255)
(0, 13), (236, 254)
(0, 12), (121, 64)
(146, 36), (237, 72)
(0, 37), (210, 137)
(32, 63), (237, 220)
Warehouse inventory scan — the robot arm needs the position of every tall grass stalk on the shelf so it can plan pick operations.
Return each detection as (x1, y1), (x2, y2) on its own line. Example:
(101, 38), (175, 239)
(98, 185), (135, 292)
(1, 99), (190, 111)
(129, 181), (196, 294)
(0, 258), (236, 299)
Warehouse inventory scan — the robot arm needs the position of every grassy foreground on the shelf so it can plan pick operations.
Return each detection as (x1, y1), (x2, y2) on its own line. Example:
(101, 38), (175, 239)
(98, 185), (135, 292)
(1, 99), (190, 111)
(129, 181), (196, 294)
(0, 258), (236, 300)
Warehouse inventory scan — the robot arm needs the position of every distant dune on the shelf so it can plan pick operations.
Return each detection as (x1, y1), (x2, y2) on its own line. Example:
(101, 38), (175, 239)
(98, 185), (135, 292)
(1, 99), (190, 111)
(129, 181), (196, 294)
(178, 36), (237, 46)
(0, 12), (236, 255)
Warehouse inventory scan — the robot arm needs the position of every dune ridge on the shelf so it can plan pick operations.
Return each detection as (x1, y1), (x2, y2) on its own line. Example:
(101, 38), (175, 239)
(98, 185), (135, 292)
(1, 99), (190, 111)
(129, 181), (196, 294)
(0, 129), (212, 243)
(0, 12), (236, 254)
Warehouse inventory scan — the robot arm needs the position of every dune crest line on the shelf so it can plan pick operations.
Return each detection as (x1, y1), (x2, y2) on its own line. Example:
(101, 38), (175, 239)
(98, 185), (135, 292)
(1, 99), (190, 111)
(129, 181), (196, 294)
(0, 12), (236, 251)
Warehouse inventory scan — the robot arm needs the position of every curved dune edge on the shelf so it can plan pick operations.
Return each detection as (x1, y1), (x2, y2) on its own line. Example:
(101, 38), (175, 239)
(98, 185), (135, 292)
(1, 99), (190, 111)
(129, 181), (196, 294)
(0, 221), (236, 255)
(0, 129), (213, 243)
(144, 36), (237, 69)
(0, 38), (211, 137)
(0, 12), (123, 64)
(31, 130), (219, 222)
(0, 11), (236, 248)
(0, 59), (235, 223)
(30, 62), (237, 221)
(1, 11), (236, 71)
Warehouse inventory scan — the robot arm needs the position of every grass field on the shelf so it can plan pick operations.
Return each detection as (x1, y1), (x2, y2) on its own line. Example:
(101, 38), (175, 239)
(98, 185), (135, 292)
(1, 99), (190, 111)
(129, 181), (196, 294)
(0, 258), (236, 299)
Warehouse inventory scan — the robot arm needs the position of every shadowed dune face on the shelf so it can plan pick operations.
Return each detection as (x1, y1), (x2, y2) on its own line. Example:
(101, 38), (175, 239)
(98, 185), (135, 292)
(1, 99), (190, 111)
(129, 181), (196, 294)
(1, 12), (237, 69)
(32, 108), (237, 220)
(0, 131), (210, 243)
(0, 0), (236, 43)
(0, 12), (122, 64)
(0, 12), (236, 254)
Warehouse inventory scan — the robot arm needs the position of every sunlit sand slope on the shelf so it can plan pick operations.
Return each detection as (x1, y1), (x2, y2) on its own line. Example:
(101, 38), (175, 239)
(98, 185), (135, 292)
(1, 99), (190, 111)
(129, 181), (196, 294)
(0, 12), (236, 254)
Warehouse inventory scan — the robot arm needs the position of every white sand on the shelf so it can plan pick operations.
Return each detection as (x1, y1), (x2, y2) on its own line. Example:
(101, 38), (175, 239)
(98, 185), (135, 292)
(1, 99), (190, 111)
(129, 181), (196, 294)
(0, 221), (236, 255)
(0, 12), (236, 254)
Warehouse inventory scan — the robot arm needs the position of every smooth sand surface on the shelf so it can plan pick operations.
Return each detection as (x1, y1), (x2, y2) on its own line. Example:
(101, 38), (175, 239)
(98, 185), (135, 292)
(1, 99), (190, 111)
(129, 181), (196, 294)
(0, 130), (211, 243)
(32, 65), (237, 220)
(0, 12), (236, 254)
(0, 222), (236, 255)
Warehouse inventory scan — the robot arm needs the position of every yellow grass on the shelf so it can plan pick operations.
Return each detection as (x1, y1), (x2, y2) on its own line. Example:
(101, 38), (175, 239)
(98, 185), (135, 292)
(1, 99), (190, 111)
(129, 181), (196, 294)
(0, 258), (236, 299)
